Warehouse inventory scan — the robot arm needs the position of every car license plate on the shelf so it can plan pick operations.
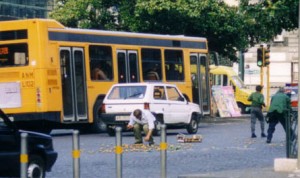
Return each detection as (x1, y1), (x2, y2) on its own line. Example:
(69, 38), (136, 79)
(115, 115), (130, 121)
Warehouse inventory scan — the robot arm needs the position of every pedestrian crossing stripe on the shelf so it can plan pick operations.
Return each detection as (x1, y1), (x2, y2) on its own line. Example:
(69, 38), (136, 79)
(72, 150), (81, 158)
(20, 154), (28, 163)
(160, 142), (168, 150)
(115, 146), (123, 154)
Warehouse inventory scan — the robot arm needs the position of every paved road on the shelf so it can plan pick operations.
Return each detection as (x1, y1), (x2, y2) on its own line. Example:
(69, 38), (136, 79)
(46, 117), (293, 178)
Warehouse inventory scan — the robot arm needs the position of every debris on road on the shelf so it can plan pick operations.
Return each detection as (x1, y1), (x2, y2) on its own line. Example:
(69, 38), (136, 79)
(177, 134), (203, 143)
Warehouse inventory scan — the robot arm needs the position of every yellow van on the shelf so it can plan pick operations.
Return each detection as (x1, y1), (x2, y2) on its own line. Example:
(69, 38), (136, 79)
(209, 65), (254, 113)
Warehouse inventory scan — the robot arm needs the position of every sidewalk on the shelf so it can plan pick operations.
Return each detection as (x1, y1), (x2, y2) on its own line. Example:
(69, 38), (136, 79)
(178, 167), (292, 178)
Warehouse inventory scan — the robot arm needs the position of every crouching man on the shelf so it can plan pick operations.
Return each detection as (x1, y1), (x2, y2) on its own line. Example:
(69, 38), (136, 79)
(127, 109), (156, 146)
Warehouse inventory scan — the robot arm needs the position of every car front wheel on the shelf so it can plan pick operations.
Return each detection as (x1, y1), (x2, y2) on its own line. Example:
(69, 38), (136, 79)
(186, 114), (198, 134)
(28, 155), (45, 178)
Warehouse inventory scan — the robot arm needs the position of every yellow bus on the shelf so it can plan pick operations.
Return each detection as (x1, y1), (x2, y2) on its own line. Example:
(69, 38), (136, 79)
(0, 19), (210, 133)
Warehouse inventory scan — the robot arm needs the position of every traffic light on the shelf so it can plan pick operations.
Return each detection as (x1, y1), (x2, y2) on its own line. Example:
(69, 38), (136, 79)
(264, 46), (270, 66)
(257, 47), (263, 67)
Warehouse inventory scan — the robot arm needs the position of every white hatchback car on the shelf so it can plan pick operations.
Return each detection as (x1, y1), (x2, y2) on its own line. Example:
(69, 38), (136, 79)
(101, 83), (201, 136)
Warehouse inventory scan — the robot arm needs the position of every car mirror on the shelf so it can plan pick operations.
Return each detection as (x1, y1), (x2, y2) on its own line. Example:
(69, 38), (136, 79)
(182, 94), (190, 102)
(178, 96), (185, 102)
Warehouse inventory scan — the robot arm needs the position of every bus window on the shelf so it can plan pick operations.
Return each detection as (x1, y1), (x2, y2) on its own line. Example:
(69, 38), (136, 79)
(141, 48), (162, 81)
(89, 45), (113, 81)
(213, 74), (228, 86)
(0, 44), (28, 67)
(165, 50), (184, 81)
(223, 75), (228, 86)
(129, 52), (139, 82)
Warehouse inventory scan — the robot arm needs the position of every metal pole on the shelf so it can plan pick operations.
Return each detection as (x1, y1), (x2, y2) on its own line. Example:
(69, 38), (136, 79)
(287, 110), (291, 158)
(115, 127), (122, 178)
(266, 65), (270, 108)
(72, 130), (80, 178)
(260, 66), (264, 87)
(20, 133), (28, 178)
(160, 124), (167, 178)
(239, 51), (245, 81)
(297, 0), (300, 168)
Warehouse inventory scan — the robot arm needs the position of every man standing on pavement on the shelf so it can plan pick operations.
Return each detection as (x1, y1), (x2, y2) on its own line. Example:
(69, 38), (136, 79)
(127, 109), (156, 145)
(266, 87), (291, 143)
(248, 85), (266, 138)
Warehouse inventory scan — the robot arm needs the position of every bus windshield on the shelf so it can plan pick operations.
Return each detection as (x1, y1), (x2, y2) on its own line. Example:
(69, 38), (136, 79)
(231, 76), (246, 89)
(0, 43), (28, 67)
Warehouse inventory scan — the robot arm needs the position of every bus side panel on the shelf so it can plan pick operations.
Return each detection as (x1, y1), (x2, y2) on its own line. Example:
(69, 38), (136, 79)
(1, 68), (37, 114)
(44, 43), (63, 114)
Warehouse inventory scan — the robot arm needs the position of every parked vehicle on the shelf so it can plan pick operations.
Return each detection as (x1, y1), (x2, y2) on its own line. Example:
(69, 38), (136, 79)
(101, 83), (201, 136)
(0, 109), (57, 178)
(210, 65), (254, 113)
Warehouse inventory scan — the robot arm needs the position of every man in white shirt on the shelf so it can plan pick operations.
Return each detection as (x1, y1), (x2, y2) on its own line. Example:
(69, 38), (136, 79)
(127, 109), (156, 145)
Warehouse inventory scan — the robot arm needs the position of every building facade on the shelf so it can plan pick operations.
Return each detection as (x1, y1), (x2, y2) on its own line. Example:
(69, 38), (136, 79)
(0, 0), (54, 20)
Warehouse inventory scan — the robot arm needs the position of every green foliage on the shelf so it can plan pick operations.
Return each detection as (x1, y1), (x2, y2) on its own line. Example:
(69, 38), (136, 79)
(50, 0), (299, 62)
(50, 0), (120, 29)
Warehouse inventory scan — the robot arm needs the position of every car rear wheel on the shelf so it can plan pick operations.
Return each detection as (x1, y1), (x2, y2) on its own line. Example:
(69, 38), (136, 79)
(153, 114), (164, 136)
(186, 114), (198, 134)
(28, 155), (45, 178)
(153, 120), (163, 136)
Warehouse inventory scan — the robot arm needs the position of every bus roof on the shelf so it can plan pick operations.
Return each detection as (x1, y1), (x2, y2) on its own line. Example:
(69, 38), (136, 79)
(61, 27), (207, 42)
(0, 18), (207, 42)
(0, 19), (207, 50)
(209, 65), (238, 76)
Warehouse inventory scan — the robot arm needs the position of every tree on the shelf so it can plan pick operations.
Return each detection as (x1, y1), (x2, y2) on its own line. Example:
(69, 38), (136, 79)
(50, 0), (120, 29)
(50, 0), (299, 62)
(240, 0), (298, 46)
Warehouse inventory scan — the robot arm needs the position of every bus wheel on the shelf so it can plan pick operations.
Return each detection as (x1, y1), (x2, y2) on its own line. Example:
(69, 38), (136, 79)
(186, 114), (198, 134)
(107, 125), (116, 136)
(92, 99), (107, 133)
(92, 117), (107, 133)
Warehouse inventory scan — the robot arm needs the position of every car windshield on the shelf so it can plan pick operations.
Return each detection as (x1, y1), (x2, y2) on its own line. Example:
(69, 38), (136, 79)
(231, 76), (246, 89)
(107, 86), (146, 99)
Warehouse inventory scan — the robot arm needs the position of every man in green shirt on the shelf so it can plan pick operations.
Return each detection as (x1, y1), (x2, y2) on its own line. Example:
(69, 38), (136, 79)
(266, 87), (291, 143)
(248, 85), (266, 138)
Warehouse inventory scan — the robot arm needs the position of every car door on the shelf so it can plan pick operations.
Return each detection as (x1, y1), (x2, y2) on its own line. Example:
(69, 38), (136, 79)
(0, 124), (19, 173)
(150, 85), (167, 115)
(164, 86), (189, 124)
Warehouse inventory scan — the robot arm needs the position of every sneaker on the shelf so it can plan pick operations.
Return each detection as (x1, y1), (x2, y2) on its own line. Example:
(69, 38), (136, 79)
(266, 140), (271, 144)
(134, 141), (143, 144)
(261, 133), (266, 138)
(251, 133), (257, 138)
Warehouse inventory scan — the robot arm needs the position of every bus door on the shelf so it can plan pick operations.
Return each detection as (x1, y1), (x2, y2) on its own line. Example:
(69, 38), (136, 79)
(190, 53), (210, 115)
(117, 50), (139, 83)
(60, 47), (88, 122)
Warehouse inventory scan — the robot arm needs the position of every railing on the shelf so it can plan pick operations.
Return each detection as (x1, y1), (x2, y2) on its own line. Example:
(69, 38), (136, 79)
(287, 109), (298, 158)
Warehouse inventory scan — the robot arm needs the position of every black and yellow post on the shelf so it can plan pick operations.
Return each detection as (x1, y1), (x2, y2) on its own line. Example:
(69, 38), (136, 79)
(160, 125), (167, 178)
(72, 130), (80, 178)
(20, 133), (28, 178)
(115, 127), (123, 178)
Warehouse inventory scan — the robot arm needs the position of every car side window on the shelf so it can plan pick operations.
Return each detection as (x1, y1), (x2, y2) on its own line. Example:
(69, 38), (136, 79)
(153, 86), (166, 100)
(0, 117), (6, 129)
(166, 86), (182, 101)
